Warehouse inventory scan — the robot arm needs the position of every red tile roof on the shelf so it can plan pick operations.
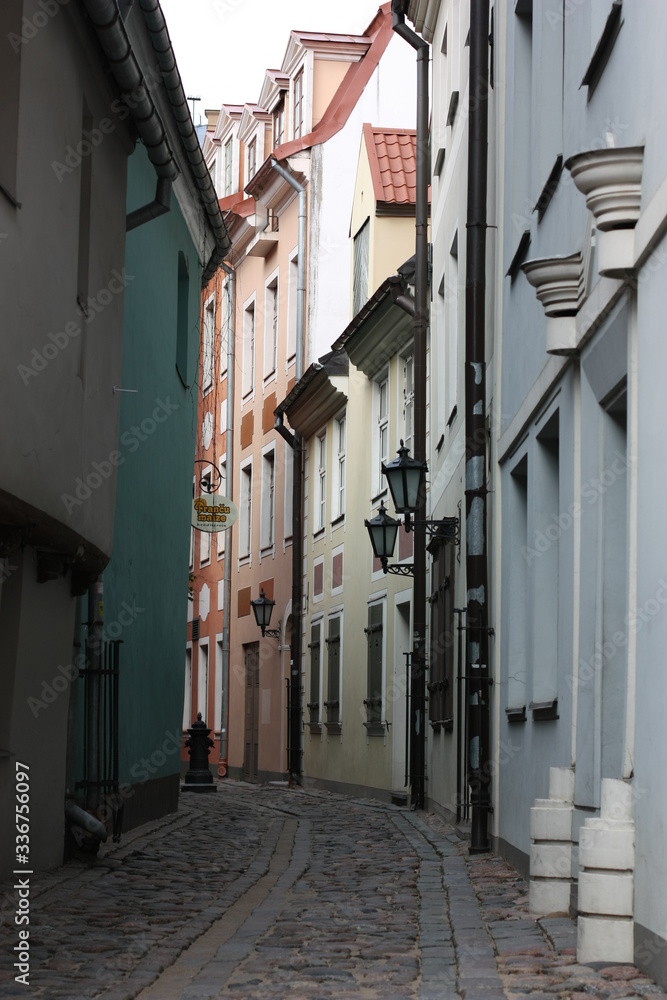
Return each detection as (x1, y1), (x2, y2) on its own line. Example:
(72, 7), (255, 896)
(364, 124), (417, 206)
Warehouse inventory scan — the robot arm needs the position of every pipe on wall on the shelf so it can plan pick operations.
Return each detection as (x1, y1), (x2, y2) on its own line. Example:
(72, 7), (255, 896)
(391, 0), (430, 811)
(218, 262), (235, 776)
(270, 157), (307, 783)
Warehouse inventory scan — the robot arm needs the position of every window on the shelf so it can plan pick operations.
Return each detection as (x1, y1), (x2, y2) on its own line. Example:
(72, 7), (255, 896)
(353, 218), (370, 316)
(200, 473), (212, 565)
(217, 460), (227, 558)
(247, 138), (257, 182)
(264, 276), (278, 378)
(365, 603), (384, 730)
(240, 464), (252, 558)
(224, 138), (233, 195)
(242, 300), (255, 396)
(325, 615), (342, 728)
(373, 374), (389, 496)
(197, 642), (209, 720)
(183, 647), (192, 730)
(332, 413), (346, 519)
(287, 251), (298, 363)
(531, 411), (559, 715)
(284, 440), (293, 539)
(0, 1), (22, 203)
(308, 621), (322, 729)
(203, 295), (215, 393)
(261, 449), (276, 550)
(315, 432), (326, 532)
(402, 354), (414, 453)
(505, 456), (528, 720)
(273, 99), (285, 148)
(293, 70), (304, 139)
(220, 281), (229, 378)
(447, 233), (458, 419)
(429, 539), (455, 728)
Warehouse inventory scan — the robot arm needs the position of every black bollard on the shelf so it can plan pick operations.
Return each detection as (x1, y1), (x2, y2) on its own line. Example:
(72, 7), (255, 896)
(181, 713), (217, 792)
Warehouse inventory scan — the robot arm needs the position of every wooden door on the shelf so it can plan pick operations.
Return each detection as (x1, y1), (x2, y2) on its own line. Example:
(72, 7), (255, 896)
(243, 644), (259, 782)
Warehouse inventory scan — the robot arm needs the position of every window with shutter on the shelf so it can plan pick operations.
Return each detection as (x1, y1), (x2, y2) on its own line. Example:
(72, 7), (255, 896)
(307, 622), (321, 730)
(429, 539), (455, 730)
(325, 616), (341, 731)
(353, 218), (370, 316)
(365, 603), (384, 733)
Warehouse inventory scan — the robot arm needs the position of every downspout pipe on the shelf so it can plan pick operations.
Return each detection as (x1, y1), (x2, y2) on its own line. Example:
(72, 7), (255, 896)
(391, 1), (429, 811)
(270, 157), (306, 783)
(126, 176), (172, 231)
(218, 261), (235, 776)
(464, 0), (491, 854)
(65, 801), (108, 843)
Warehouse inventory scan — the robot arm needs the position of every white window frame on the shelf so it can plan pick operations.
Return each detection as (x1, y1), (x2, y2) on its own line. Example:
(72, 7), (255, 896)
(283, 439), (293, 543)
(264, 269), (279, 381)
(183, 643), (193, 731)
(197, 640), (209, 722)
(260, 445), (276, 554)
(331, 410), (346, 521)
(247, 136), (257, 182)
(242, 294), (256, 399)
(315, 431), (326, 533)
(224, 137), (233, 196)
(372, 371), (390, 498)
(220, 279), (229, 379)
(203, 293), (215, 395)
(401, 350), (414, 455)
(217, 458), (227, 558)
(214, 634), (224, 734)
(239, 460), (253, 564)
(293, 68), (304, 139)
(199, 467), (212, 566)
(287, 248), (298, 366)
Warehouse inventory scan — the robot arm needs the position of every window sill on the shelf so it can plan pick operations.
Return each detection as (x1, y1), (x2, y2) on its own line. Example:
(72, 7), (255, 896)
(530, 699), (558, 722)
(363, 722), (387, 737)
(259, 544), (275, 561)
(370, 488), (388, 506)
(331, 513), (345, 528)
(313, 527), (325, 541)
(505, 706), (527, 724)
(430, 719), (454, 733)
(307, 723), (322, 735)
(325, 722), (342, 735)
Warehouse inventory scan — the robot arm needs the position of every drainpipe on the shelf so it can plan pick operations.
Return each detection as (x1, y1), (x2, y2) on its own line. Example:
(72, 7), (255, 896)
(126, 176), (172, 231)
(391, 1), (429, 811)
(270, 156), (306, 784)
(218, 262), (235, 776)
(465, 0), (491, 854)
(86, 578), (104, 815)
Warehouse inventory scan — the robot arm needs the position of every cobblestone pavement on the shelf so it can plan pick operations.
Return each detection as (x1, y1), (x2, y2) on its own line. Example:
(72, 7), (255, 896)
(0, 782), (665, 999)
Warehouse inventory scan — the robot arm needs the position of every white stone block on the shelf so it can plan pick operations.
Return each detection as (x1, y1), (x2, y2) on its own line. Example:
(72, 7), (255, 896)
(578, 915), (634, 964)
(531, 803), (574, 842)
(529, 879), (570, 917)
(579, 821), (634, 871)
(549, 766), (575, 803)
(601, 778), (633, 823)
(531, 841), (572, 879)
(579, 871), (634, 916)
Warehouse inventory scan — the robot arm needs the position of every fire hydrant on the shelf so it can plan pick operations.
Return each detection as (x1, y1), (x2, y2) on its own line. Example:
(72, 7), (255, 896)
(182, 713), (217, 792)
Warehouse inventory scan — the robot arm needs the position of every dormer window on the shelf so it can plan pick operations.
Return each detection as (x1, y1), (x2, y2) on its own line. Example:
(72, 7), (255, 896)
(248, 137), (257, 181)
(273, 100), (285, 148)
(293, 70), (304, 139)
(224, 138), (233, 196)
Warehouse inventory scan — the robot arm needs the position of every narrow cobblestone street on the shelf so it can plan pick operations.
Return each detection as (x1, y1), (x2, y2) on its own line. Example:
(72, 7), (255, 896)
(0, 783), (665, 1000)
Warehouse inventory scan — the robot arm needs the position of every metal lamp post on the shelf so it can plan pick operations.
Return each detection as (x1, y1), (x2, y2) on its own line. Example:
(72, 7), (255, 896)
(250, 589), (281, 640)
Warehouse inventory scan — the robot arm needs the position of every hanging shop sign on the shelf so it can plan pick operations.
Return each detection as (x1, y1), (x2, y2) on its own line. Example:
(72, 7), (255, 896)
(191, 494), (238, 533)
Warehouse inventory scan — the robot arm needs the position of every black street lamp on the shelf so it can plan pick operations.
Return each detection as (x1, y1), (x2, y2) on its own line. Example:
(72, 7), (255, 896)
(251, 589), (281, 639)
(382, 440), (427, 528)
(364, 501), (414, 576)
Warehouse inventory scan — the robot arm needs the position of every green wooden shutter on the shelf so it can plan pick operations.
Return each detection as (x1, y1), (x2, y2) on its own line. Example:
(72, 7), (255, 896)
(327, 617), (341, 726)
(366, 603), (383, 724)
(308, 622), (320, 726)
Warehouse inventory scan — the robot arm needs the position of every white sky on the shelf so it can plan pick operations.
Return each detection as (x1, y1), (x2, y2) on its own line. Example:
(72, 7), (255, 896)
(160, 0), (383, 125)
